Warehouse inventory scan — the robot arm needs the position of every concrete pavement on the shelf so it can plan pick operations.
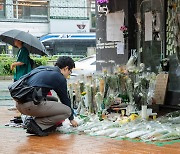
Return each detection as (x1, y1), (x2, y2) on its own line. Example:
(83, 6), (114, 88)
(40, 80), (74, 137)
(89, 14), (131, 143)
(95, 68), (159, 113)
(0, 80), (14, 106)
(0, 106), (180, 154)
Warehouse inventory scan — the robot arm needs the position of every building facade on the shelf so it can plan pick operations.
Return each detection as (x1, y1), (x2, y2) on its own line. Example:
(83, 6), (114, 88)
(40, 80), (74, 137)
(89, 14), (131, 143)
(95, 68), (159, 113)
(0, 0), (95, 53)
(0, 0), (49, 37)
(96, 0), (180, 106)
(49, 0), (95, 33)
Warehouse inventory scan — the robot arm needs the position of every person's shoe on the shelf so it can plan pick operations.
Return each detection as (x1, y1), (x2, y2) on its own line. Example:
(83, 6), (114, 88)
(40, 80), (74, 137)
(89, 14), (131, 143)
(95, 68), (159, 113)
(43, 121), (64, 133)
(26, 119), (48, 137)
(10, 117), (23, 124)
(8, 106), (17, 111)
(43, 125), (57, 133)
(24, 117), (33, 129)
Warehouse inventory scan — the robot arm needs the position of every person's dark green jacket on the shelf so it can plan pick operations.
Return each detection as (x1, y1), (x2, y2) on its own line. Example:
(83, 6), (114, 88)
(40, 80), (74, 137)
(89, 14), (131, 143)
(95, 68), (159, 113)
(14, 47), (32, 81)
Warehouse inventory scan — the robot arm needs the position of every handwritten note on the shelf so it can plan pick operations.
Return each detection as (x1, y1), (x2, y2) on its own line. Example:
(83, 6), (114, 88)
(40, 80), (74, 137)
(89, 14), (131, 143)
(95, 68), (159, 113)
(117, 42), (124, 54)
(145, 12), (153, 41)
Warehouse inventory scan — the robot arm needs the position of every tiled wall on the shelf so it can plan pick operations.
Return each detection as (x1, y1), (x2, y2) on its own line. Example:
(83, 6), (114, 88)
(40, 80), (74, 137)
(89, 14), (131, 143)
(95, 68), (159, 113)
(166, 0), (180, 94)
(50, 0), (88, 19)
(5, 0), (13, 19)
(166, 0), (180, 55)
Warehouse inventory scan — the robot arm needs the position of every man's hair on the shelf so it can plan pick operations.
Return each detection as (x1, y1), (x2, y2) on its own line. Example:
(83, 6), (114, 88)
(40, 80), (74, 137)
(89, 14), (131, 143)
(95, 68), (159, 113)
(55, 56), (75, 70)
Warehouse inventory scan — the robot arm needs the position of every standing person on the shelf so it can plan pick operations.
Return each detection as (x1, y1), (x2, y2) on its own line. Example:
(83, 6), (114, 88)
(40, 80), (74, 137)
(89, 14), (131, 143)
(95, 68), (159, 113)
(15, 56), (78, 136)
(11, 39), (32, 82)
(9, 39), (32, 111)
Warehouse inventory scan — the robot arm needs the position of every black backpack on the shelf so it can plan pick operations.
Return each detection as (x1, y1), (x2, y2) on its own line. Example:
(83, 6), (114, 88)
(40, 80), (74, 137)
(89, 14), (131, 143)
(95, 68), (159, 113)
(8, 66), (57, 105)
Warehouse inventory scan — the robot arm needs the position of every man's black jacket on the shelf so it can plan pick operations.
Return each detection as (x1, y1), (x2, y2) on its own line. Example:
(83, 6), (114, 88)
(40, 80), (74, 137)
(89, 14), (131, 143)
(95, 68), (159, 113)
(26, 66), (74, 120)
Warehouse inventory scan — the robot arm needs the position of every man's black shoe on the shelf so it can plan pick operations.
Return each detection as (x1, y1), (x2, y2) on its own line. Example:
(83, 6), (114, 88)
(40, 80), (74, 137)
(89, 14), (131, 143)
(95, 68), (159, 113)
(10, 117), (23, 124)
(43, 123), (63, 133)
(43, 125), (57, 133)
(26, 119), (48, 136)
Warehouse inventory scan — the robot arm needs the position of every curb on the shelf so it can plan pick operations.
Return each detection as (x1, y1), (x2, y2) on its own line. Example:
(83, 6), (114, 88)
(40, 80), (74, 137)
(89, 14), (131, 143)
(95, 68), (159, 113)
(0, 76), (13, 80)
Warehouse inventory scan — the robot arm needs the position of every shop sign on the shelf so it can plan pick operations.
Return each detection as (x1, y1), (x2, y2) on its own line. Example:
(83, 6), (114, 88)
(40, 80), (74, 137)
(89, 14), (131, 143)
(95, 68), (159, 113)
(97, 0), (109, 4)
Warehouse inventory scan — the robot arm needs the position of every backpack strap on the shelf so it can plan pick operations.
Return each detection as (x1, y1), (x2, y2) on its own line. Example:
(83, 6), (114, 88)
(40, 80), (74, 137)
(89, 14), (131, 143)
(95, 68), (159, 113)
(8, 66), (59, 91)
(21, 66), (59, 81)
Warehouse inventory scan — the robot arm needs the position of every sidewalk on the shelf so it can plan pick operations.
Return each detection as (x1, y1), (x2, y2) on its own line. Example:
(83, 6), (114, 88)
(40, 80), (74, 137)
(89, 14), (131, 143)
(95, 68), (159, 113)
(0, 80), (180, 154)
(0, 106), (180, 154)
(0, 80), (14, 107)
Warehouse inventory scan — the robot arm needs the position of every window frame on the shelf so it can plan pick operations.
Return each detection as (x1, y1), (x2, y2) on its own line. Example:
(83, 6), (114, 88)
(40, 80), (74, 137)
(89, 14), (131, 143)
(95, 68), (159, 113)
(13, 0), (49, 21)
(0, 0), (5, 18)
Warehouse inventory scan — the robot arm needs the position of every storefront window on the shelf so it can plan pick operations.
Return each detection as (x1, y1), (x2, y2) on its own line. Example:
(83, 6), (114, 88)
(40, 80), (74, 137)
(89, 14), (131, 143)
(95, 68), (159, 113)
(13, 0), (49, 20)
(0, 0), (5, 18)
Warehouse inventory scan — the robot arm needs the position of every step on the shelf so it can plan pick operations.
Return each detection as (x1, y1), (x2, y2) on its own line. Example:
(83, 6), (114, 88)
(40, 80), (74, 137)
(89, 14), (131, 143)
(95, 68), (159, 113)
(0, 76), (13, 80)
(0, 89), (12, 100)
(0, 96), (12, 100)
(0, 89), (11, 96)
(0, 99), (14, 106)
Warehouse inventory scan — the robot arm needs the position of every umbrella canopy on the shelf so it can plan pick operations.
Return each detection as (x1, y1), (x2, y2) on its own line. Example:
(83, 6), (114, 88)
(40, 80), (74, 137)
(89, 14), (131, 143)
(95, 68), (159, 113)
(0, 29), (48, 56)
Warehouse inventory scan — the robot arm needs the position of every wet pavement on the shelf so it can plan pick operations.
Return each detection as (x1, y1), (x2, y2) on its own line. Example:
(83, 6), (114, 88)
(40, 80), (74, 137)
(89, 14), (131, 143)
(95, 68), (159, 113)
(0, 80), (14, 106)
(0, 80), (180, 154)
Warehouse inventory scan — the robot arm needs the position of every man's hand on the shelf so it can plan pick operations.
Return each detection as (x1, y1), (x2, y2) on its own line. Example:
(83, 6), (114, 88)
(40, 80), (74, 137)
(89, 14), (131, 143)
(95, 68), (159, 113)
(70, 119), (78, 127)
